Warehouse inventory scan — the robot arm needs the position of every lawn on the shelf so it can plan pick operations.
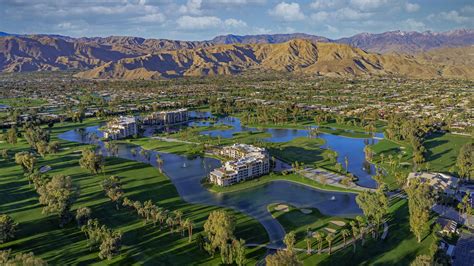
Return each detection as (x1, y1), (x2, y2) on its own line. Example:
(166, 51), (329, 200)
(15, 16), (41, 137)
(239, 120), (376, 138)
(265, 137), (341, 174)
(424, 132), (471, 173)
(119, 137), (199, 157)
(298, 198), (435, 265)
(268, 203), (352, 253)
(0, 97), (48, 107)
(0, 121), (268, 265)
(370, 132), (471, 189)
(205, 173), (359, 194)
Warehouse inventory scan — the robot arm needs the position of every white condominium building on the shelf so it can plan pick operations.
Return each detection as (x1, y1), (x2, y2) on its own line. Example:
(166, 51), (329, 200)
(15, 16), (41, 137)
(103, 116), (138, 140)
(143, 108), (188, 125)
(210, 144), (270, 187)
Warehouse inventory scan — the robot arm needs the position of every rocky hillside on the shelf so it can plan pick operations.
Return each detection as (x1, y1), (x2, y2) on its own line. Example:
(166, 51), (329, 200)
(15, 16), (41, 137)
(75, 39), (473, 80)
(0, 35), (212, 72)
(211, 33), (330, 45)
(336, 29), (474, 54)
(1, 30), (473, 79)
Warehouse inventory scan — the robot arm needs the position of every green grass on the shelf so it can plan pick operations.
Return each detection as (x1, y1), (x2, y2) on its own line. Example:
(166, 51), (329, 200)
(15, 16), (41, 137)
(239, 120), (377, 138)
(297, 198), (435, 265)
(370, 133), (471, 189)
(317, 127), (371, 139)
(268, 203), (351, 253)
(0, 97), (48, 107)
(119, 137), (199, 157)
(265, 137), (342, 174)
(424, 132), (471, 173)
(205, 173), (359, 194)
(0, 121), (268, 265)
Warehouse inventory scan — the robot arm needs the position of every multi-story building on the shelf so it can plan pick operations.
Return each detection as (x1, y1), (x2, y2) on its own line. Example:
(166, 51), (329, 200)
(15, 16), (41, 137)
(143, 108), (188, 125)
(210, 144), (270, 187)
(103, 116), (138, 140)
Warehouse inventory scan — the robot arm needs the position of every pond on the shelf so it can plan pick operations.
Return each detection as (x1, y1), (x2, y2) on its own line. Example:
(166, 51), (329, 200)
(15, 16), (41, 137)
(190, 112), (381, 188)
(59, 125), (362, 246)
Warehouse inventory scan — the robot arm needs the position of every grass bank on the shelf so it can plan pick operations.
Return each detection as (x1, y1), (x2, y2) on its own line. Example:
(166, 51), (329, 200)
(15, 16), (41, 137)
(0, 121), (268, 265)
(205, 173), (359, 194)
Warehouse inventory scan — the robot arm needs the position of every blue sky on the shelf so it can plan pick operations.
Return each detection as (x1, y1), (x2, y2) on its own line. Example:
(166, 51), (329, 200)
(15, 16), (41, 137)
(1, 0), (473, 40)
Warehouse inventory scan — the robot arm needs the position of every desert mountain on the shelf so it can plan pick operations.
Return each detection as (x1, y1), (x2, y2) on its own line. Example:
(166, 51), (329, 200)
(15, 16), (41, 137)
(336, 29), (474, 54)
(211, 33), (330, 45)
(75, 39), (474, 80)
(212, 30), (474, 54)
(1, 29), (473, 78)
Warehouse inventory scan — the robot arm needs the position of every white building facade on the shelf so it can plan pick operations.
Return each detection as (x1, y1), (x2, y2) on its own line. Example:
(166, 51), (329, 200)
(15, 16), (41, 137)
(210, 144), (270, 186)
(143, 108), (188, 125)
(103, 116), (138, 140)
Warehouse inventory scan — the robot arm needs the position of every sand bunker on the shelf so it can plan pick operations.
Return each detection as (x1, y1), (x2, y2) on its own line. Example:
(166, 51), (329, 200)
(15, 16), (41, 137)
(330, 220), (346, 227)
(300, 209), (312, 214)
(274, 204), (289, 212)
(324, 227), (337, 233)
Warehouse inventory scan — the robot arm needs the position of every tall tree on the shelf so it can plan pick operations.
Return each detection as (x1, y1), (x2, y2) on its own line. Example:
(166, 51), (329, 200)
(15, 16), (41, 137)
(101, 176), (124, 210)
(99, 230), (122, 260)
(314, 231), (324, 254)
(341, 228), (350, 248)
(76, 207), (92, 227)
(326, 233), (335, 255)
(79, 149), (104, 175)
(405, 178), (433, 243)
(456, 143), (473, 179)
(0, 250), (47, 266)
(203, 210), (235, 257)
(37, 175), (79, 227)
(355, 188), (389, 238)
(5, 126), (18, 145)
(0, 214), (17, 243)
(232, 238), (246, 266)
(14, 152), (36, 174)
(266, 231), (301, 266)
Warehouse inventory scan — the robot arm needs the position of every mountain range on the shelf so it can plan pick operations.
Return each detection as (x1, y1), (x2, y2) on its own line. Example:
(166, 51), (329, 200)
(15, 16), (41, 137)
(1, 29), (473, 79)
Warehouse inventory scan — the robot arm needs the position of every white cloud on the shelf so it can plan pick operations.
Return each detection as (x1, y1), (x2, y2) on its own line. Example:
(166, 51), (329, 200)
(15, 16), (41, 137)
(335, 7), (372, 20)
(401, 18), (425, 31)
(179, 0), (202, 15)
(269, 2), (305, 22)
(206, 0), (265, 5)
(311, 11), (329, 22)
(405, 3), (420, 13)
(134, 13), (166, 23)
(176, 15), (221, 30)
(461, 5), (474, 14)
(224, 18), (247, 27)
(310, 0), (341, 10)
(350, 0), (387, 11)
(176, 16), (247, 30)
(438, 10), (470, 23)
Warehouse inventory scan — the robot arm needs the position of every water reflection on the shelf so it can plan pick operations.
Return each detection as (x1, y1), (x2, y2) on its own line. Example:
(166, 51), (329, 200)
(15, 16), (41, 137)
(59, 125), (361, 246)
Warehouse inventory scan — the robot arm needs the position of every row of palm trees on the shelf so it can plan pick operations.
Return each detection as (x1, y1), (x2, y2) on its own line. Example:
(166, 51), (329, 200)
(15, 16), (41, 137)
(308, 228), (351, 255)
(122, 198), (194, 242)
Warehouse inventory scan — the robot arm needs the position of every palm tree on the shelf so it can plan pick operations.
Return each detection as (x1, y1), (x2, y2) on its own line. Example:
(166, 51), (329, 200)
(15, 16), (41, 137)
(156, 154), (163, 173)
(173, 210), (183, 225)
(341, 229), (350, 247)
(166, 217), (175, 233)
(326, 233), (335, 255)
(305, 228), (312, 254)
(344, 156), (349, 173)
(350, 221), (358, 253)
(185, 218), (194, 242)
(314, 232), (324, 254)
